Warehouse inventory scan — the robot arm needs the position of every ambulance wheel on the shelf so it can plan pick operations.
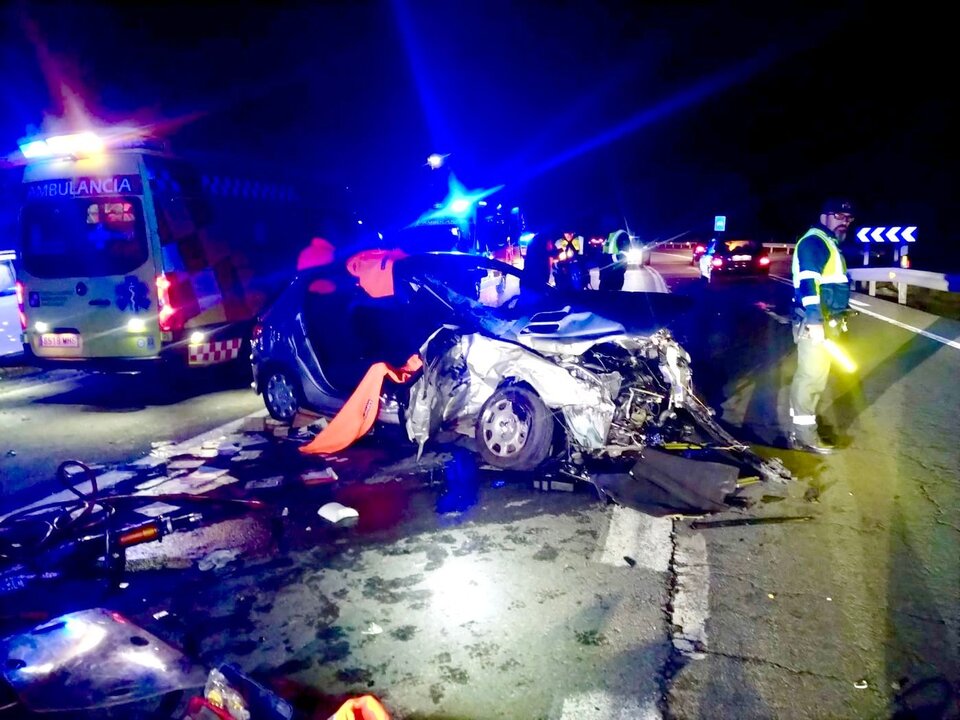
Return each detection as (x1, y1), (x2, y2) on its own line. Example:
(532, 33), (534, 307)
(263, 365), (302, 422)
(476, 385), (554, 471)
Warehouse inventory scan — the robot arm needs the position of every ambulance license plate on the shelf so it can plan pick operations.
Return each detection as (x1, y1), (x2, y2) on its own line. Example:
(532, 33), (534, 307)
(40, 333), (80, 348)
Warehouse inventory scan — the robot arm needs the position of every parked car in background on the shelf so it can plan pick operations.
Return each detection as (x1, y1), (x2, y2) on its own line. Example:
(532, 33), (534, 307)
(698, 239), (771, 283)
(0, 250), (22, 357)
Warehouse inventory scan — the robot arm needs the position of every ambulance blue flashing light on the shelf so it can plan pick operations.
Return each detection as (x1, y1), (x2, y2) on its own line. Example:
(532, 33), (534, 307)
(449, 198), (472, 215)
(19, 131), (104, 159)
(19, 140), (49, 159)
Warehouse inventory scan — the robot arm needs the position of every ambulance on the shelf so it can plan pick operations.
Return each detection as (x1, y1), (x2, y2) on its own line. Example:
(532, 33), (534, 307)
(14, 130), (323, 371)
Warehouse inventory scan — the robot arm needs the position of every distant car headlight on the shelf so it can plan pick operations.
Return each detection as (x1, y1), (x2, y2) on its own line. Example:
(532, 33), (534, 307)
(626, 248), (644, 264)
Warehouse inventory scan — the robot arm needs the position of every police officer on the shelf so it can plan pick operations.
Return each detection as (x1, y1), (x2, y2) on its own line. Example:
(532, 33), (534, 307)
(555, 230), (584, 256)
(553, 230), (585, 289)
(599, 229), (629, 290)
(788, 199), (855, 454)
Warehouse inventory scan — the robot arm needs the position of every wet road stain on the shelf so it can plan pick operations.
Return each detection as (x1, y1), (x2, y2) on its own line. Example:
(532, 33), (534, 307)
(424, 544), (448, 571)
(452, 532), (497, 556)
(336, 666), (375, 686)
(224, 638), (259, 655)
(575, 629), (607, 646)
(429, 683), (445, 704)
(466, 641), (500, 659)
(277, 657), (312, 674)
(536, 588), (566, 603)
(533, 544), (559, 561)
(439, 665), (470, 684)
(362, 574), (426, 603)
(390, 624), (417, 641)
(499, 657), (521, 672)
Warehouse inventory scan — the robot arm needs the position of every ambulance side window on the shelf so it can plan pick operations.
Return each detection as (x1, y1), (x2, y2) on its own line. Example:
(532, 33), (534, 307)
(144, 156), (210, 248)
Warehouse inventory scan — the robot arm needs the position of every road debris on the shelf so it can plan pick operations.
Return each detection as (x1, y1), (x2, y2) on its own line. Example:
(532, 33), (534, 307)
(318, 502), (360, 524)
(245, 476), (284, 490)
(533, 478), (576, 492)
(134, 501), (180, 518)
(301, 467), (339, 486)
(361, 623), (384, 636)
(197, 548), (241, 571)
(854, 680), (869, 690)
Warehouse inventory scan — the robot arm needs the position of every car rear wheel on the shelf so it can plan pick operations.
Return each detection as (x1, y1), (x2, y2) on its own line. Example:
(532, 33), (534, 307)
(263, 366), (302, 422)
(475, 385), (554, 470)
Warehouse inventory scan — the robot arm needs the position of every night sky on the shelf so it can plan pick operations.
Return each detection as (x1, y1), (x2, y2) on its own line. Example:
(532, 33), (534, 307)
(1, 1), (955, 266)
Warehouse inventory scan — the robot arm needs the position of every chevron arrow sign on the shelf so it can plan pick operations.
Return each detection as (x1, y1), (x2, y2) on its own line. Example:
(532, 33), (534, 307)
(857, 226), (917, 243)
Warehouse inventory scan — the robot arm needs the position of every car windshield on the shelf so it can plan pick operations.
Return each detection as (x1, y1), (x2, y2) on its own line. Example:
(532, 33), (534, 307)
(396, 253), (554, 321)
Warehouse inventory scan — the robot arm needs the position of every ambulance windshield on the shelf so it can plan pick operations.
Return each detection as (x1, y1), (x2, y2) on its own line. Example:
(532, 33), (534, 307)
(21, 198), (147, 278)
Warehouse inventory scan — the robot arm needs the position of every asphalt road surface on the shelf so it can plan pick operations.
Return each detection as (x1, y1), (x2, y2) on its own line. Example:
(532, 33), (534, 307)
(0, 252), (957, 719)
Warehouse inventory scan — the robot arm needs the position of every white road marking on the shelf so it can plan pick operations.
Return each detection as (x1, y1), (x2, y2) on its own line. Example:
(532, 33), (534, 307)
(558, 691), (661, 720)
(597, 505), (673, 570)
(671, 531), (710, 659)
(645, 265), (670, 293)
(772, 274), (960, 351)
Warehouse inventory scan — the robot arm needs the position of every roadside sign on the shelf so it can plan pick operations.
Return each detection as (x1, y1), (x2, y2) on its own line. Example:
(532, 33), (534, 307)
(856, 226), (917, 243)
(714, 215), (726, 232)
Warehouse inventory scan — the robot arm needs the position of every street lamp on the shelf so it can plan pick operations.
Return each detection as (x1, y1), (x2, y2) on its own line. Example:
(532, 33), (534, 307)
(426, 153), (446, 170)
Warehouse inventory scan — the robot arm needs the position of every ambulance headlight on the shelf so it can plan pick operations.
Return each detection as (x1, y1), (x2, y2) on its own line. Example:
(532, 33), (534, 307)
(126, 318), (147, 333)
(35, 321), (50, 333)
(626, 248), (644, 264)
(189, 331), (205, 344)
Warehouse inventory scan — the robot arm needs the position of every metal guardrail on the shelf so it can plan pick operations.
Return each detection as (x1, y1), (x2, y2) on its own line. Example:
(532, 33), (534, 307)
(655, 241), (796, 255)
(848, 267), (960, 304)
(762, 243), (795, 255)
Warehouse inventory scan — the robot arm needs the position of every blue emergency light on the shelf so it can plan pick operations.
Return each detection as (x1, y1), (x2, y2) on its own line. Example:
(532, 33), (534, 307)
(19, 132), (104, 159)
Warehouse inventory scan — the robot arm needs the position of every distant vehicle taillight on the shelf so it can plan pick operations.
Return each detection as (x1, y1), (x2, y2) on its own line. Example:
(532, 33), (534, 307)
(758, 256), (771, 266)
(695, 245), (705, 254)
(15, 281), (26, 330)
(712, 257), (724, 268)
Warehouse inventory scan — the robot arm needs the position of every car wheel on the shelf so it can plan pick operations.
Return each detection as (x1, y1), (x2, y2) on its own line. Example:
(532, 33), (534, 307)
(263, 366), (302, 422)
(475, 385), (554, 470)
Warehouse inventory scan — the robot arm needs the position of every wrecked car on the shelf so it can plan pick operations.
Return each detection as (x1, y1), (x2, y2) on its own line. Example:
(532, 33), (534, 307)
(252, 251), (790, 487)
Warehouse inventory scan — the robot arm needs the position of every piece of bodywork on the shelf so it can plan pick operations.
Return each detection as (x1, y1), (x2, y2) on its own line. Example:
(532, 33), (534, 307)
(0, 608), (205, 712)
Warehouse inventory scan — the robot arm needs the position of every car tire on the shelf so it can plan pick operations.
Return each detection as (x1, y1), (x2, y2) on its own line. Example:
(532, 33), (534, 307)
(263, 365), (302, 422)
(475, 385), (554, 470)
